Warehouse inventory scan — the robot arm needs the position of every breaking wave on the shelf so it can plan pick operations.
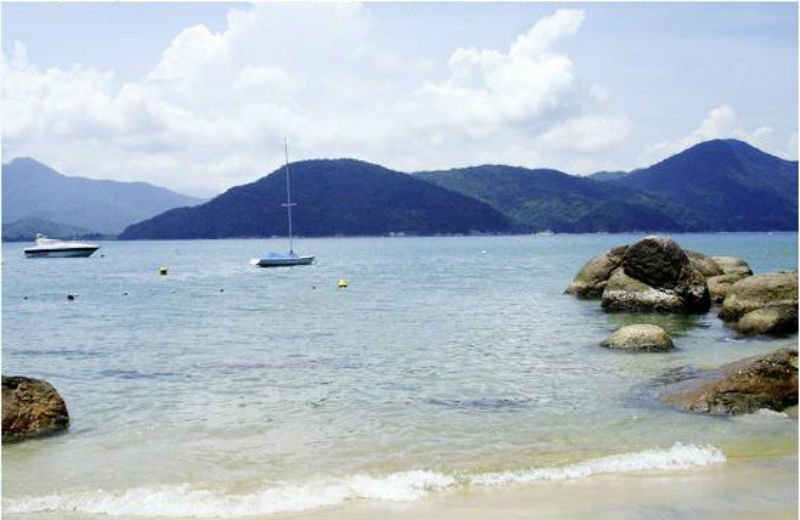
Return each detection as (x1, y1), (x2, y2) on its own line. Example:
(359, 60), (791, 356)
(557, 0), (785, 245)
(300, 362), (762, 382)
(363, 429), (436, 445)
(4, 443), (725, 518)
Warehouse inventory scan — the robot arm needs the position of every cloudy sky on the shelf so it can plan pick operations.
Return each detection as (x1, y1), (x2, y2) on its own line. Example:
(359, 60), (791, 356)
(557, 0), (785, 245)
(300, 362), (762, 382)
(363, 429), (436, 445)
(2, 2), (797, 197)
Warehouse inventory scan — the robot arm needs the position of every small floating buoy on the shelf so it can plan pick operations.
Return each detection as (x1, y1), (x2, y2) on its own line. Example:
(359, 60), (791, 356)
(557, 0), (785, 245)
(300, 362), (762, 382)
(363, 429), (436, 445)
(337, 279), (348, 288)
(123, 292), (128, 296)
(219, 288), (224, 293)
(159, 266), (168, 276)
(23, 296), (28, 300)
(67, 293), (76, 301)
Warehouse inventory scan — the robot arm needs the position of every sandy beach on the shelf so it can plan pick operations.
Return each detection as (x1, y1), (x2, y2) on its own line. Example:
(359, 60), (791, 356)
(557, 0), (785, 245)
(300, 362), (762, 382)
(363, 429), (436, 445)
(294, 455), (798, 520)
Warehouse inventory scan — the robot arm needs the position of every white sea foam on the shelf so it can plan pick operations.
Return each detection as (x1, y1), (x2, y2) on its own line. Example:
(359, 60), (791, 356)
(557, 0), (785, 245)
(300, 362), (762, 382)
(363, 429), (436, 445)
(469, 442), (726, 486)
(3, 444), (725, 518)
(3, 470), (455, 518)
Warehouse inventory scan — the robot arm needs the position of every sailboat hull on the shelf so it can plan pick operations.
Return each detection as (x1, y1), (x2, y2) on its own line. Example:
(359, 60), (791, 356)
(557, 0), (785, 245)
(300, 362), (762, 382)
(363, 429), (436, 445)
(252, 255), (315, 267)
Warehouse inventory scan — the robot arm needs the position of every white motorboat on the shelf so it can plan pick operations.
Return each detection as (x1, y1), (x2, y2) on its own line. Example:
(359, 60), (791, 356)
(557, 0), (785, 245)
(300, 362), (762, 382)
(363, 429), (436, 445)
(251, 139), (315, 268)
(24, 234), (100, 258)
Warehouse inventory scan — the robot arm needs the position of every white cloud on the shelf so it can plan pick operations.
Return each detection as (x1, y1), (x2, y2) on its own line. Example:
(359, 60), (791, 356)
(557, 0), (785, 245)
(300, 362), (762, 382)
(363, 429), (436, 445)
(640, 105), (796, 166)
(536, 115), (631, 154)
(2, 6), (639, 194)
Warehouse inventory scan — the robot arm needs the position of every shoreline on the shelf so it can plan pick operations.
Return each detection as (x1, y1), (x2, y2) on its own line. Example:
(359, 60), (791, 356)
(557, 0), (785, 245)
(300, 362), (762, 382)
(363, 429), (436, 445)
(286, 454), (798, 520)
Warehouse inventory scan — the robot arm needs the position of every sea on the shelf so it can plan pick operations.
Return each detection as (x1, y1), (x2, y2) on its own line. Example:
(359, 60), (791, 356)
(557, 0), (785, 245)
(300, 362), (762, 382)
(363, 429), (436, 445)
(2, 233), (797, 519)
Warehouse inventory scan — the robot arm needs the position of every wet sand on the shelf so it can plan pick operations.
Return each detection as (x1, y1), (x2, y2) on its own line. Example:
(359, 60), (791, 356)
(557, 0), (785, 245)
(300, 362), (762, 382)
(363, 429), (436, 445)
(287, 455), (797, 520)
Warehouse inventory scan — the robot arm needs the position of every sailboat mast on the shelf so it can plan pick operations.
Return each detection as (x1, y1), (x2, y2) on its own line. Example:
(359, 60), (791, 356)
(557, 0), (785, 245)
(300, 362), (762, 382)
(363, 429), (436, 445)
(283, 138), (296, 253)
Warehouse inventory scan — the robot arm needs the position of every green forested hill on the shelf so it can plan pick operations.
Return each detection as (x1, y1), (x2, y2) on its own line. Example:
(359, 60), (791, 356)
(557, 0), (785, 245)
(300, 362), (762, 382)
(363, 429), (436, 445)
(615, 139), (798, 231)
(120, 159), (512, 239)
(415, 165), (707, 232)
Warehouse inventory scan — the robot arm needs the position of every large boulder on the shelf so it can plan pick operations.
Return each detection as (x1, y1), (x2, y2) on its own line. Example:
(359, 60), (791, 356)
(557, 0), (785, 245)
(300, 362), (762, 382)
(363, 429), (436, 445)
(712, 256), (753, 277)
(602, 236), (710, 313)
(735, 305), (798, 336)
(601, 324), (675, 352)
(707, 272), (751, 303)
(685, 250), (724, 278)
(565, 245), (628, 298)
(2, 376), (69, 443)
(660, 348), (798, 415)
(718, 271), (798, 335)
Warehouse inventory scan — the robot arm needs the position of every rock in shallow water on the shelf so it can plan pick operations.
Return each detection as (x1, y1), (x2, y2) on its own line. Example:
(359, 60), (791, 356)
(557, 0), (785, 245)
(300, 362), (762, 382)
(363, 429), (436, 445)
(2, 375), (69, 443)
(685, 250), (724, 278)
(718, 271), (798, 335)
(711, 256), (754, 277)
(601, 324), (675, 352)
(660, 348), (798, 415)
(564, 245), (628, 299)
(707, 272), (751, 303)
(601, 236), (710, 314)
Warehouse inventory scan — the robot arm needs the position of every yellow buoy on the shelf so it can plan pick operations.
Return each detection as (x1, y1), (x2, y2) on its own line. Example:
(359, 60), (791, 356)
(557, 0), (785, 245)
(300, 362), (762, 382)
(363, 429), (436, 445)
(159, 266), (168, 276)
(337, 279), (348, 288)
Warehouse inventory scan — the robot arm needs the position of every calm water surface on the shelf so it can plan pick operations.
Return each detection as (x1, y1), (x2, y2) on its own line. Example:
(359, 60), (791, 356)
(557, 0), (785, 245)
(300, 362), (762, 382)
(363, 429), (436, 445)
(2, 233), (797, 518)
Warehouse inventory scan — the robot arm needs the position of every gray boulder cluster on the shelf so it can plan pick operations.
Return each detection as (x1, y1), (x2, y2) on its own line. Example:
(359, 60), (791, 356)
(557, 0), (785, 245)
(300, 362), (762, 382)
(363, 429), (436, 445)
(567, 236), (712, 313)
(566, 235), (797, 337)
(568, 235), (798, 415)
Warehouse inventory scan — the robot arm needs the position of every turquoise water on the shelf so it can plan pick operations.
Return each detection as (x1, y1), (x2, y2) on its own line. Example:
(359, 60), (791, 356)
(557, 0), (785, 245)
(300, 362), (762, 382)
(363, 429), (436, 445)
(2, 233), (797, 518)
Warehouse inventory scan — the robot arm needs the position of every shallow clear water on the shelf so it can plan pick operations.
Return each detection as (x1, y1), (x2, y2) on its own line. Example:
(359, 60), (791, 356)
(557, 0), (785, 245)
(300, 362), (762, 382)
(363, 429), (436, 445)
(2, 233), (797, 518)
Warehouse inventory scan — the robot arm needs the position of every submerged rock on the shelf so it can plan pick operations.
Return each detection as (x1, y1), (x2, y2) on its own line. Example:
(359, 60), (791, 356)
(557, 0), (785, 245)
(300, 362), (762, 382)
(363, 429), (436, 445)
(565, 245), (628, 298)
(2, 375), (69, 443)
(660, 348), (798, 415)
(602, 236), (710, 313)
(718, 271), (798, 335)
(601, 324), (675, 352)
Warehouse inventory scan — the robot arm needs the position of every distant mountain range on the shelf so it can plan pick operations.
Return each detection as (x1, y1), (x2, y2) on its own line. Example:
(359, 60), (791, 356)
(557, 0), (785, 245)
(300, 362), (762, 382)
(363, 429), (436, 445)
(5, 139), (795, 240)
(122, 139), (797, 239)
(414, 166), (700, 233)
(2, 158), (203, 236)
(119, 159), (511, 239)
(1, 217), (99, 242)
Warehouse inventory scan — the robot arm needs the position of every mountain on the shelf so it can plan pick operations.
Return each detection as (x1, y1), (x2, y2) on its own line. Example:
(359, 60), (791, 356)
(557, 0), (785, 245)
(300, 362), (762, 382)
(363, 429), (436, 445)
(589, 170), (630, 182)
(614, 139), (797, 230)
(2, 158), (203, 234)
(2, 217), (98, 242)
(414, 165), (707, 232)
(119, 159), (511, 239)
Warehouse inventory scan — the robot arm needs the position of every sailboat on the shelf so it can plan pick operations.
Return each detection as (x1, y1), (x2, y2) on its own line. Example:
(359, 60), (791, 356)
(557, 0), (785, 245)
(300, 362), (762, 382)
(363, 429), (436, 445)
(251, 140), (315, 268)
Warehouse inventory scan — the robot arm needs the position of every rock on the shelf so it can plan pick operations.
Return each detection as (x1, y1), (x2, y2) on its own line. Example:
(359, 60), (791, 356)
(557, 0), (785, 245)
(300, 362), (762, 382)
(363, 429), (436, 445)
(565, 245), (628, 298)
(685, 250), (724, 278)
(602, 268), (684, 312)
(602, 236), (710, 313)
(733, 305), (798, 336)
(711, 256), (753, 277)
(601, 324), (675, 352)
(718, 271), (798, 323)
(660, 348), (798, 415)
(622, 236), (688, 289)
(2, 376), (69, 443)
(707, 272), (751, 303)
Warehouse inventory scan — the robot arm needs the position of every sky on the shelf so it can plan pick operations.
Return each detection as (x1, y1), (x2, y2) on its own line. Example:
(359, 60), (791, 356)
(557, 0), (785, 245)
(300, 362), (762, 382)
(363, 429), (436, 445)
(2, 2), (797, 197)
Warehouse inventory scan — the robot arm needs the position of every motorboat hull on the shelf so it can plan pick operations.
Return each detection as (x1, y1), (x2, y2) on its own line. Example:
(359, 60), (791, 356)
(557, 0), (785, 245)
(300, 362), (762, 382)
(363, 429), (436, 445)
(24, 246), (100, 258)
